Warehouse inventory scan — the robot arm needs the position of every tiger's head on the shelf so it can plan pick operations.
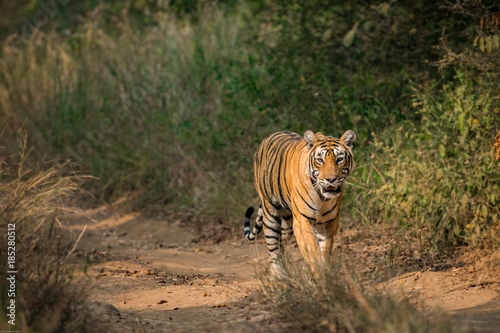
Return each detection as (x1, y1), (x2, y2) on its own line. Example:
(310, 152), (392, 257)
(304, 130), (356, 199)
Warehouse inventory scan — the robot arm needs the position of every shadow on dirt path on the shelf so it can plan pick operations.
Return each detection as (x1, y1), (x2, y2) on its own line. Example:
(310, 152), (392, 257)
(449, 298), (500, 333)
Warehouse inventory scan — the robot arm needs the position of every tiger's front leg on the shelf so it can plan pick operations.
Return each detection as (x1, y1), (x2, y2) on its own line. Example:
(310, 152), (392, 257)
(313, 217), (340, 265)
(294, 215), (340, 272)
(292, 215), (321, 272)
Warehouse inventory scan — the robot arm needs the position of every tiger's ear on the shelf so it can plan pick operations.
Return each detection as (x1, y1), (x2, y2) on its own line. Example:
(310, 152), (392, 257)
(304, 130), (317, 149)
(341, 130), (356, 150)
(315, 132), (326, 140)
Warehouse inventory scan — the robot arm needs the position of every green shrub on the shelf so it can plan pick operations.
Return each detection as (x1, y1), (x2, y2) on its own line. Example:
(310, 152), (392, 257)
(352, 76), (500, 249)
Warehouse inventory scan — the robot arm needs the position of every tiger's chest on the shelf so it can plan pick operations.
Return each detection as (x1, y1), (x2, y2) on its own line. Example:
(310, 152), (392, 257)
(290, 191), (340, 225)
(316, 199), (341, 224)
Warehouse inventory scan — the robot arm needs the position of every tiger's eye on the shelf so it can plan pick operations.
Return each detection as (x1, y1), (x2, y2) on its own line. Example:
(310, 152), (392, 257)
(316, 158), (324, 164)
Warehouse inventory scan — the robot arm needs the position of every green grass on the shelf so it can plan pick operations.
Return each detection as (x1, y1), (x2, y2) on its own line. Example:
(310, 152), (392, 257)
(1, 3), (262, 212)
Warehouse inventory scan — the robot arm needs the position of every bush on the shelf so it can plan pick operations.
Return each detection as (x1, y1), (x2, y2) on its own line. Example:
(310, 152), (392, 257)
(352, 76), (500, 250)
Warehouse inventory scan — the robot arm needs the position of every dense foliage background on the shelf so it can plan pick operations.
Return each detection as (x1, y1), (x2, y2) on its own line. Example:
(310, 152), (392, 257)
(1, 1), (499, 331)
(1, 0), (499, 251)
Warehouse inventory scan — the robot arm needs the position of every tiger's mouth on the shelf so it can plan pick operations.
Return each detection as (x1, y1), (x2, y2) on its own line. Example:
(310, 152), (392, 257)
(323, 185), (341, 194)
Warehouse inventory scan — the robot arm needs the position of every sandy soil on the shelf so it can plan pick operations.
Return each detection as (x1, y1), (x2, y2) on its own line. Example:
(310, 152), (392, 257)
(66, 203), (500, 332)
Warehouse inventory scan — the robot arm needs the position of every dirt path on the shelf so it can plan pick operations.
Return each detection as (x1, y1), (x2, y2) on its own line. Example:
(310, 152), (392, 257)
(67, 204), (500, 332)
(68, 206), (278, 332)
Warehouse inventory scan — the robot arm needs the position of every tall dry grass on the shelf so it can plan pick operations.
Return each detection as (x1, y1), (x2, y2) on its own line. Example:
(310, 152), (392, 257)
(0, 130), (90, 331)
(0, 3), (264, 214)
(258, 255), (452, 333)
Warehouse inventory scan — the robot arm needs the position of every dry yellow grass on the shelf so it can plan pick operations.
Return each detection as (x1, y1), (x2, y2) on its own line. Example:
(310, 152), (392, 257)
(0, 130), (92, 331)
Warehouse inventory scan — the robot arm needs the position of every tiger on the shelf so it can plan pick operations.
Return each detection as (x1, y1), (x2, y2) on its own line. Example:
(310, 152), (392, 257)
(243, 130), (356, 274)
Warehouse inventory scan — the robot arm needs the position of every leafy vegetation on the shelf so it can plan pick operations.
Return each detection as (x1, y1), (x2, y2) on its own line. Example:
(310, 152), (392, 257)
(351, 78), (500, 249)
(1, 3), (263, 213)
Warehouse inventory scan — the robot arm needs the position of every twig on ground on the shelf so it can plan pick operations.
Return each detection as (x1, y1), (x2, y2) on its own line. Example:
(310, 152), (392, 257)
(444, 280), (500, 294)
(66, 224), (88, 259)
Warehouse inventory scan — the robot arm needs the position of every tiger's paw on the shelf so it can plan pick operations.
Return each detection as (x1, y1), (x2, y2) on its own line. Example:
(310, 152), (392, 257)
(268, 262), (284, 279)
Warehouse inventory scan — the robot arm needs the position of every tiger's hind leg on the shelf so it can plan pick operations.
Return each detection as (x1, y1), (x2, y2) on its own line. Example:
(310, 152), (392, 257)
(277, 211), (293, 269)
(280, 212), (293, 243)
(261, 201), (283, 276)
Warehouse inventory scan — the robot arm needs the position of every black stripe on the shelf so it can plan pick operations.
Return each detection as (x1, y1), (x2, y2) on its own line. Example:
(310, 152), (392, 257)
(297, 184), (318, 211)
(322, 202), (338, 216)
(269, 212), (280, 223)
(261, 175), (273, 207)
(299, 211), (316, 223)
(292, 201), (316, 223)
(261, 204), (280, 223)
(265, 235), (280, 240)
(318, 217), (337, 225)
(299, 176), (317, 203)
(263, 222), (281, 234)
(277, 139), (296, 209)
(276, 157), (284, 205)
(267, 144), (281, 196)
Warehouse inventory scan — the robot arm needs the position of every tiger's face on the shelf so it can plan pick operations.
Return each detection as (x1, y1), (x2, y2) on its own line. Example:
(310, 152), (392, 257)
(304, 130), (356, 199)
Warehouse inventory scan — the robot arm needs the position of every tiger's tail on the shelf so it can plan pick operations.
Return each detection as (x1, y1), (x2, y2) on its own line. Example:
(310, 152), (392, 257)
(244, 206), (263, 241)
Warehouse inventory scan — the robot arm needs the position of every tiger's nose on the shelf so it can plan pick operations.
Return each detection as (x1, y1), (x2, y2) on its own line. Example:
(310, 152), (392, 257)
(326, 177), (336, 183)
